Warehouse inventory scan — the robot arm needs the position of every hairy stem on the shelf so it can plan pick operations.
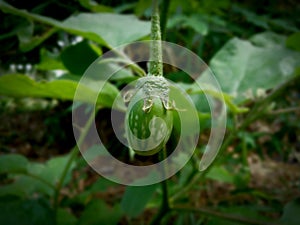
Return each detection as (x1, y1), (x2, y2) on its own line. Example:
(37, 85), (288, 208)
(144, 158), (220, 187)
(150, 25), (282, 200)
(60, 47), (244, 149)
(149, 0), (163, 76)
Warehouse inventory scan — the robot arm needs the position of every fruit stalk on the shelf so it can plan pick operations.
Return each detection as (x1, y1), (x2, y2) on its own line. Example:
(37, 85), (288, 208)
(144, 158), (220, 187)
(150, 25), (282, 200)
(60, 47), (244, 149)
(149, 0), (163, 77)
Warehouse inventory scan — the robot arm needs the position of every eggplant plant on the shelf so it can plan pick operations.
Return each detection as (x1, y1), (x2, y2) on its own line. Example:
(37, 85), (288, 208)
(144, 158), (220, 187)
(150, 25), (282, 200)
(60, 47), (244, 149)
(0, 0), (299, 225)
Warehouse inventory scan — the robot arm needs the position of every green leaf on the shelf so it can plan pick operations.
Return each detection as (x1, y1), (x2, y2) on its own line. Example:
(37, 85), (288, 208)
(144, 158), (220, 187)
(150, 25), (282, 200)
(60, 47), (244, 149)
(0, 154), (76, 197)
(286, 32), (300, 52)
(0, 173), (53, 197)
(199, 32), (300, 103)
(206, 165), (235, 183)
(0, 1), (151, 48)
(78, 200), (122, 225)
(0, 74), (124, 110)
(38, 154), (76, 186)
(178, 161), (194, 187)
(232, 5), (269, 29)
(60, 13), (151, 47)
(187, 85), (248, 113)
(121, 184), (158, 217)
(61, 41), (100, 75)
(0, 196), (54, 225)
(0, 154), (28, 174)
(16, 22), (56, 52)
(168, 14), (208, 35)
(57, 208), (77, 225)
(84, 58), (136, 82)
(88, 177), (118, 193)
(280, 198), (300, 225)
(0, 181), (29, 197)
(183, 15), (209, 35)
(78, 0), (114, 12)
(135, 0), (152, 17)
(178, 82), (248, 114)
(16, 20), (34, 49)
(36, 48), (66, 71)
(250, 32), (286, 47)
(270, 19), (299, 33)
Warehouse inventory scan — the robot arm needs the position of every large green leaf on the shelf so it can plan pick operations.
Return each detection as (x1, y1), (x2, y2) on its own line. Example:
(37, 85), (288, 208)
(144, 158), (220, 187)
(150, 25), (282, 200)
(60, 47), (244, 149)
(0, 173), (53, 197)
(280, 198), (300, 225)
(198, 32), (300, 103)
(16, 20), (57, 52)
(88, 177), (118, 193)
(60, 40), (100, 75)
(0, 74), (124, 110)
(78, 0), (114, 13)
(0, 1), (151, 48)
(0, 154), (52, 197)
(206, 165), (235, 184)
(121, 184), (158, 217)
(0, 154), (76, 197)
(78, 200), (122, 225)
(168, 14), (209, 36)
(0, 196), (54, 225)
(36, 48), (66, 71)
(60, 13), (150, 47)
(0, 154), (28, 174)
(57, 208), (78, 225)
(36, 155), (76, 186)
(232, 5), (269, 30)
(286, 32), (300, 52)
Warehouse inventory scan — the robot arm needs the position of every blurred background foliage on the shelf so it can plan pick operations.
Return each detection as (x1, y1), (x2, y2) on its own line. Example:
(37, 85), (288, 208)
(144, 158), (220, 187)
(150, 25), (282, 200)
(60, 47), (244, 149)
(0, 0), (300, 225)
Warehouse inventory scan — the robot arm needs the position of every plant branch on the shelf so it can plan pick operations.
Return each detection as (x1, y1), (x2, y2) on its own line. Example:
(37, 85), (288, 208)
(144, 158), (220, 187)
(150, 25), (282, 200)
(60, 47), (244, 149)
(149, 146), (170, 225)
(160, 146), (170, 210)
(172, 205), (281, 225)
(0, 1), (60, 27)
(53, 109), (96, 216)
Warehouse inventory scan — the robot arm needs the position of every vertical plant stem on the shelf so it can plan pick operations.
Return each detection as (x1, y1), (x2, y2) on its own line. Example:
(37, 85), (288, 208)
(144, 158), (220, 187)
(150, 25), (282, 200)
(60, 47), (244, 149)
(161, 145), (170, 210)
(53, 109), (96, 220)
(149, 146), (170, 225)
(149, 0), (163, 76)
(148, 1), (172, 224)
